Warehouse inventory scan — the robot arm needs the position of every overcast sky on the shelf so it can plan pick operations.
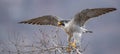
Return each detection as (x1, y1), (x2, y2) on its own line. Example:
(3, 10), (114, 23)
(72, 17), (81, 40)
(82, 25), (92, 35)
(0, 0), (120, 54)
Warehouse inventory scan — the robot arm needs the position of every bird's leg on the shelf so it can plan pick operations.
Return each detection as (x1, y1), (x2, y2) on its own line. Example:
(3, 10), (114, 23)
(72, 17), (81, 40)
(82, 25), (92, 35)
(66, 33), (77, 53)
(68, 34), (77, 49)
(68, 35), (72, 43)
(67, 32), (73, 44)
(66, 33), (72, 52)
(66, 33), (77, 52)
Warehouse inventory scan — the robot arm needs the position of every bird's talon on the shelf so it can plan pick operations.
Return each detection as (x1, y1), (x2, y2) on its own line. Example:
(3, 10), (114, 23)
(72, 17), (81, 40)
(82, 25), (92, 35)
(69, 42), (77, 49)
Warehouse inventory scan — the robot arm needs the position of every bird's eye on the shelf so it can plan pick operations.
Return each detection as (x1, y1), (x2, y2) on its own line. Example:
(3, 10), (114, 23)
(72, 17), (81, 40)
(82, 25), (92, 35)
(61, 23), (65, 26)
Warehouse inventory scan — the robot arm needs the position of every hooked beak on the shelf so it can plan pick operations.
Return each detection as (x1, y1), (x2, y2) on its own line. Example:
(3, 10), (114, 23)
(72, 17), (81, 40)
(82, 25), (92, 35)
(57, 22), (62, 26)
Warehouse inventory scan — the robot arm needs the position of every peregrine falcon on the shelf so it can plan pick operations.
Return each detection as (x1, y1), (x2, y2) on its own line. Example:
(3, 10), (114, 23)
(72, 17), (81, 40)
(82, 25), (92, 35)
(19, 8), (116, 49)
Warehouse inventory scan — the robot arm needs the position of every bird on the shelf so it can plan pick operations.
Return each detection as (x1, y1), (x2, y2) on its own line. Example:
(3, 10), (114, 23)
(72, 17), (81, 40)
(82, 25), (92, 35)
(18, 8), (116, 50)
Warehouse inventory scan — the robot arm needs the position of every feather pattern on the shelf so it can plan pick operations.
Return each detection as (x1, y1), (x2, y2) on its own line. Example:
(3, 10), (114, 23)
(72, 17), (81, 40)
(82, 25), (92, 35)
(73, 8), (116, 26)
(19, 15), (59, 26)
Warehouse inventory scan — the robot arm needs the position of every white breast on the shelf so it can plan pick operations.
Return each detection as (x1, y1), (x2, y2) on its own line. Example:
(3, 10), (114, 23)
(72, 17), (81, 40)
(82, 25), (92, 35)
(64, 21), (87, 33)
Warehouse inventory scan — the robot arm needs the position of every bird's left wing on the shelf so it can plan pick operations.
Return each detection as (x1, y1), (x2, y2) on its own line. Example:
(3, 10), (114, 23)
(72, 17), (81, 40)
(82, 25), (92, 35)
(73, 8), (116, 26)
(19, 15), (59, 26)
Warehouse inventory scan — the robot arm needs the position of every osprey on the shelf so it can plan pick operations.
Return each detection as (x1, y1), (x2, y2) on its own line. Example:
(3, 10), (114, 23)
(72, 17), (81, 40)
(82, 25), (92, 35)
(19, 8), (116, 49)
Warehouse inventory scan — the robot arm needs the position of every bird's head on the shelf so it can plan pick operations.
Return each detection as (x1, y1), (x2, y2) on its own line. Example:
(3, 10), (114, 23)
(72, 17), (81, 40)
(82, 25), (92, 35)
(57, 20), (69, 27)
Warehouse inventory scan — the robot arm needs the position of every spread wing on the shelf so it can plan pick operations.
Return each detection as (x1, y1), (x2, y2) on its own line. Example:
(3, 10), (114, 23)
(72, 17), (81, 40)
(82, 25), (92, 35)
(73, 8), (116, 26)
(19, 15), (59, 26)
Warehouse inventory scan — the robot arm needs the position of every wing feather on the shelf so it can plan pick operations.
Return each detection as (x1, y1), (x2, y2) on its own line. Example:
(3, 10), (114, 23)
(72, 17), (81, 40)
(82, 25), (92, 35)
(73, 8), (116, 26)
(19, 15), (59, 26)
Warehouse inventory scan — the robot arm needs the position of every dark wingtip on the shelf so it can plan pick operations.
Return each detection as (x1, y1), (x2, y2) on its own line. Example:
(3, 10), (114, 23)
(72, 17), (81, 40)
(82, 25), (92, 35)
(111, 8), (117, 11)
(109, 8), (117, 11)
(105, 8), (117, 13)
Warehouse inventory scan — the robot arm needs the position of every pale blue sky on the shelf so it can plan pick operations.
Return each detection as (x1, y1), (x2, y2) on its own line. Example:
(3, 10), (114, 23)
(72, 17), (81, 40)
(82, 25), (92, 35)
(0, 0), (120, 54)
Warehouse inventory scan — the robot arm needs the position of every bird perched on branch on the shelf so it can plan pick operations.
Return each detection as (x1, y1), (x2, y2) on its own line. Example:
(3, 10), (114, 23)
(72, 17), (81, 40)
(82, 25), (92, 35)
(19, 8), (116, 50)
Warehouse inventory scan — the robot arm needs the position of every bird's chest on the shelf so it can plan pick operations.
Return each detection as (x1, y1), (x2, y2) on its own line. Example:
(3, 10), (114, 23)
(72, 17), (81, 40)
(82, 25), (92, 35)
(65, 24), (83, 34)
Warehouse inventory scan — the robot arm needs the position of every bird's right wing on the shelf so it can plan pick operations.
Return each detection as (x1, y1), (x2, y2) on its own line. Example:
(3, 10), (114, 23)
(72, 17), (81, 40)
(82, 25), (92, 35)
(73, 8), (116, 26)
(19, 15), (59, 26)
